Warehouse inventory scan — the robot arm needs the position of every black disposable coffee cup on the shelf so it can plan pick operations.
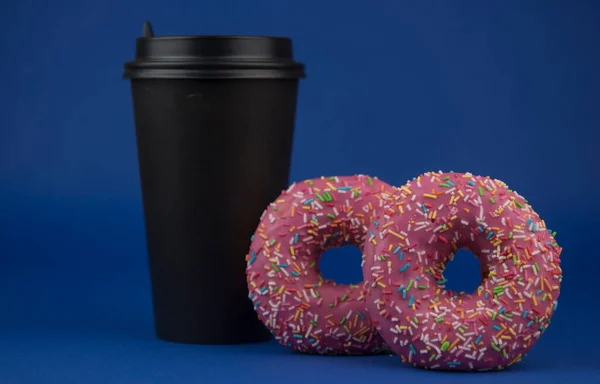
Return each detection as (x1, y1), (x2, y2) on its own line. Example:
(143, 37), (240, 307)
(123, 22), (305, 344)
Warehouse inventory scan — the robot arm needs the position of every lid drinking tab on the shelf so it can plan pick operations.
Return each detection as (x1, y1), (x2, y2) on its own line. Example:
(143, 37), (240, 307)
(143, 21), (154, 38)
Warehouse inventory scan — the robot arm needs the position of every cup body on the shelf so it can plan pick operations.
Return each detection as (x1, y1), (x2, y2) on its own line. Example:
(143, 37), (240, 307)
(124, 23), (305, 344)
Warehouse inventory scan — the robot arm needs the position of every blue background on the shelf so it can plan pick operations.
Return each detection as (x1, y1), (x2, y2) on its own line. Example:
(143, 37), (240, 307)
(1, 1), (599, 383)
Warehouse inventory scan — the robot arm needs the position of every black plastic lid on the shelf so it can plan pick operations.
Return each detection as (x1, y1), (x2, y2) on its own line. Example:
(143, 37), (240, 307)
(123, 22), (306, 79)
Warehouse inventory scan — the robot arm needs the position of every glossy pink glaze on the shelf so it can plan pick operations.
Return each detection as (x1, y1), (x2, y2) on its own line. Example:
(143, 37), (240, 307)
(246, 175), (396, 354)
(363, 171), (562, 370)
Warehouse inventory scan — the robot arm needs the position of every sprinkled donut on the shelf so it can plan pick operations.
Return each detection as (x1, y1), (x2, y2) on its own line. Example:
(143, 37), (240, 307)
(246, 175), (396, 355)
(363, 171), (562, 370)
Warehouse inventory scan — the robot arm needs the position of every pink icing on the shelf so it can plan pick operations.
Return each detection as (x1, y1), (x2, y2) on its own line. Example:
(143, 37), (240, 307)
(363, 171), (562, 370)
(246, 175), (396, 354)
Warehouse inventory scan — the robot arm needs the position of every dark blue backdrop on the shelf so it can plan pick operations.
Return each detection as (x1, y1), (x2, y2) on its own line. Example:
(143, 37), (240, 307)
(1, 1), (599, 383)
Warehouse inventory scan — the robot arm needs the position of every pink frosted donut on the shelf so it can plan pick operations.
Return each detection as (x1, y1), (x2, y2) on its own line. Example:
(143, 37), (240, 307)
(363, 171), (562, 371)
(246, 175), (396, 355)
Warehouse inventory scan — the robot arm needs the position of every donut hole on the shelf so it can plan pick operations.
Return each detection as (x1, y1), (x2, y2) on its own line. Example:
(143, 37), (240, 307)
(318, 245), (363, 285)
(440, 248), (486, 295)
